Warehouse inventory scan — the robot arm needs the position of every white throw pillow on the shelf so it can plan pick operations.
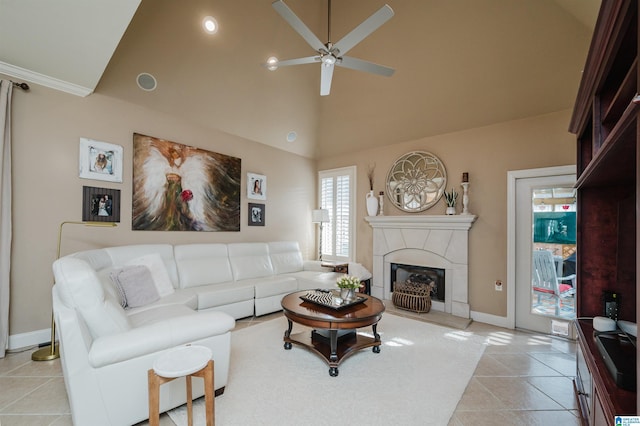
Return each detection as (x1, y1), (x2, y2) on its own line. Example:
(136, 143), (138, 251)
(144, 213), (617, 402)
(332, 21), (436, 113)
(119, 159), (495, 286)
(127, 253), (175, 297)
(110, 265), (160, 308)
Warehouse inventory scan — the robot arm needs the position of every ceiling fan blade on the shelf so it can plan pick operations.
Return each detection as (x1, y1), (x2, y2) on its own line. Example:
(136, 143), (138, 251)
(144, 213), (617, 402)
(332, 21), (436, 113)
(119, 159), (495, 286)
(272, 0), (326, 53)
(264, 56), (320, 69)
(338, 56), (395, 77)
(332, 4), (394, 56)
(320, 63), (335, 96)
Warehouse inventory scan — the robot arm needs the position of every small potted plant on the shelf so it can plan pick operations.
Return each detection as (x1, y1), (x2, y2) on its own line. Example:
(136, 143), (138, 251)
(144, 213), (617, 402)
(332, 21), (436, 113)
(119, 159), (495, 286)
(443, 188), (458, 215)
(336, 275), (361, 301)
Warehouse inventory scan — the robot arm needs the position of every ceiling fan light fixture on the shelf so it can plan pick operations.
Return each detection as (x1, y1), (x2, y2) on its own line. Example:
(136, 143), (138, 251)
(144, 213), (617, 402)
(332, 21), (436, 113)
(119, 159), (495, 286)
(321, 55), (336, 65)
(266, 56), (279, 71)
(202, 16), (218, 34)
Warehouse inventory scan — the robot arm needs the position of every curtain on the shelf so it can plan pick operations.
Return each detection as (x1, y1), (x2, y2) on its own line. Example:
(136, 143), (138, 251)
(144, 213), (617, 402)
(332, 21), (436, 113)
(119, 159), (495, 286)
(0, 80), (13, 358)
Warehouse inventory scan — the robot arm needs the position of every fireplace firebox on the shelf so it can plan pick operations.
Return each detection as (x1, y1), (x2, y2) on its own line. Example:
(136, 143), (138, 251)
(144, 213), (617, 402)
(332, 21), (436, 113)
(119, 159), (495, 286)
(391, 263), (445, 302)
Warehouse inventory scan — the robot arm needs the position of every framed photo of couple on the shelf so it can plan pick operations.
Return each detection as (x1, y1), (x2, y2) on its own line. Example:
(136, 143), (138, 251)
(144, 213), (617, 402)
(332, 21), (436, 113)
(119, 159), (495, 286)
(82, 186), (121, 223)
(248, 203), (265, 226)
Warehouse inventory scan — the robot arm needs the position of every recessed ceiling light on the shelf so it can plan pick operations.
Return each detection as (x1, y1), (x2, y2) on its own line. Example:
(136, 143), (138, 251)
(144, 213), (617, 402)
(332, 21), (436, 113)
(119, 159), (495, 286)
(266, 56), (279, 71)
(202, 16), (218, 34)
(136, 73), (157, 91)
(286, 131), (297, 142)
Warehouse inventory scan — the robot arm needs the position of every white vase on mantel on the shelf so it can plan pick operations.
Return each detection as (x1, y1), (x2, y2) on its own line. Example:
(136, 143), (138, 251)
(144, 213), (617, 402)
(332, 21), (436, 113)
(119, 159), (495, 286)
(366, 190), (379, 216)
(446, 206), (456, 215)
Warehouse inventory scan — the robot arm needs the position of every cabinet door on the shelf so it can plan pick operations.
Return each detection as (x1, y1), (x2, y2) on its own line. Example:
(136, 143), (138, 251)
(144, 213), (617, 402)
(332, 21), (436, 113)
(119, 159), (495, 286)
(576, 342), (592, 420)
(592, 389), (607, 426)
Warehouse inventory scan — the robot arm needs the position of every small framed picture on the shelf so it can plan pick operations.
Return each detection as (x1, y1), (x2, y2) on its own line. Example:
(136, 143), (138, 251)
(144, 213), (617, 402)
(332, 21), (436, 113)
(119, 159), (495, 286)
(79, 137), (124, 183)
(247, 173), (266, 200)
(248, 203), (265, 226)
(82, 186), (121, 222)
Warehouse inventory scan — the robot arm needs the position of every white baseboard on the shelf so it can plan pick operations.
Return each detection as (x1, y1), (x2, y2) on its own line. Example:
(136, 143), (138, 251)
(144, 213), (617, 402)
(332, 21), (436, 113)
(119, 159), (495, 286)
(471, 310), (511, 329)
(8, 328), (51, 351)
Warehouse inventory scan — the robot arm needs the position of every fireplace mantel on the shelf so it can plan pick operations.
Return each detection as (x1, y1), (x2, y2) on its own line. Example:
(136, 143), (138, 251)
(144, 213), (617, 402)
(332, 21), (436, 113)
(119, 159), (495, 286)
(365, 214), (477, 318)
(365, 215), (476, 230)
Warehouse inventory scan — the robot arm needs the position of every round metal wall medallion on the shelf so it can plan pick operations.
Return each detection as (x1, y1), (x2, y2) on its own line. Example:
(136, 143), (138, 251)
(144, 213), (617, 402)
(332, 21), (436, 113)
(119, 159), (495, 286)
(386, 151), (447, 212)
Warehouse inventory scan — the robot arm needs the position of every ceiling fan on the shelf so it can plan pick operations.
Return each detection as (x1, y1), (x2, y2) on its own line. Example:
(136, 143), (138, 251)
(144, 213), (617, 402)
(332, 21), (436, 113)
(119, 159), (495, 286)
(266, 0), (395, 96)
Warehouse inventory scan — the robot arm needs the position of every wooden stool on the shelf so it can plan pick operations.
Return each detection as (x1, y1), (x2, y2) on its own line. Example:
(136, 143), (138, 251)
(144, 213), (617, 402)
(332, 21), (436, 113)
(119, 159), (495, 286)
(148, 345), (215, 426)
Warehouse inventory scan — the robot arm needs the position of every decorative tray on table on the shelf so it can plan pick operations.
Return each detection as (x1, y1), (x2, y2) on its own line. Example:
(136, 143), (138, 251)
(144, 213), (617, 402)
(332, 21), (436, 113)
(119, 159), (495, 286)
(300, 289), (366, 310)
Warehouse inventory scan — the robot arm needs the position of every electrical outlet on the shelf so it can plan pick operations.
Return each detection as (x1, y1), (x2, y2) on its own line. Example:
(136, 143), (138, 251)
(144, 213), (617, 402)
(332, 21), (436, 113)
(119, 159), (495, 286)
(495, 280), (503, 291)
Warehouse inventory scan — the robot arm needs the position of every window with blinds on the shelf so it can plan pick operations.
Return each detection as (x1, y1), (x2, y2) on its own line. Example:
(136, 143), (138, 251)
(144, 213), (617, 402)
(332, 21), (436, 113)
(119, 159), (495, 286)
(318, 166), (356, 261)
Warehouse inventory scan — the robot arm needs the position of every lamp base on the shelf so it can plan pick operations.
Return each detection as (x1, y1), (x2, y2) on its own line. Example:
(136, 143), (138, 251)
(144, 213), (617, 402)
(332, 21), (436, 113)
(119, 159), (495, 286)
(31, 343), (59, 361)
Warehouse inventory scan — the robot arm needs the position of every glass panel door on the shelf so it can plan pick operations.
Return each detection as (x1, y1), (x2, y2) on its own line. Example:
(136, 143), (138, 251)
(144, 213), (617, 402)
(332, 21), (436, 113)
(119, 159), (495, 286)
(515, 171), (576, 335)
(531, 187), (577, 320)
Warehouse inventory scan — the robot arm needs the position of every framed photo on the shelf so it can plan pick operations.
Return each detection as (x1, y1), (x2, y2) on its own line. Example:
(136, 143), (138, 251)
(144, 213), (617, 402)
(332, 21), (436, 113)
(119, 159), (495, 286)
(79, 138), (124, 183)
(82, 186), (121, 222)
(248, 203), (265, 226)
(247, 173), (266, 200)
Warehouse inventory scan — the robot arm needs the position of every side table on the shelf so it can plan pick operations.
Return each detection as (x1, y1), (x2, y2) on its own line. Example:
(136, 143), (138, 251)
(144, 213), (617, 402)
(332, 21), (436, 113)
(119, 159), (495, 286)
(322, 262), (371, 295)
(148, 345), (215, 426)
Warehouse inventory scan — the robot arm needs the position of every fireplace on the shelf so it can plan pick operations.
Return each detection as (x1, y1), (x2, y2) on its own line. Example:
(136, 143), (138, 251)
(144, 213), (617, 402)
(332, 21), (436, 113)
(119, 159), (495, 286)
(365, 215), (476, 318)
(391, 263), (445, 302)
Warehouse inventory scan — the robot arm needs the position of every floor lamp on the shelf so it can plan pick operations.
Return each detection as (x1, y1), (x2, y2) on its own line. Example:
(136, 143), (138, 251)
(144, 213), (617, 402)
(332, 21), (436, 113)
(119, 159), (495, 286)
(32, 221), (117, 361)
(311, 209), (330, 262)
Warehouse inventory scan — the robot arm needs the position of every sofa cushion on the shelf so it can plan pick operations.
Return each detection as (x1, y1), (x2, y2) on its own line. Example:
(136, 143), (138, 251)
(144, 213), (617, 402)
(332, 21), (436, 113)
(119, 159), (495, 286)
(268, 241), (304, 274)
(125, 289), (199, 315)
(71, 248), (113, 271)
(104, 245), (180, 286)
(127, 253), (175, 297)
(110, 265), (160, 308)
(251, 276), (298, 298)
(53, 257), (131, 339)
(287, 271), (343, 291)
(126, 304), (197, 328)
(175, 244), (233, 288)
(88, 309), (235, 368)
(228, 243), (274, 280)
(195, 282), (255, 310)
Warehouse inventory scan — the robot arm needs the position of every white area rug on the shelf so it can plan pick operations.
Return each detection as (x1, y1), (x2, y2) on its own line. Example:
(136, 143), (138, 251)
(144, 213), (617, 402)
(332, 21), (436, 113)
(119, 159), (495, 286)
(168, 314), (486, 426)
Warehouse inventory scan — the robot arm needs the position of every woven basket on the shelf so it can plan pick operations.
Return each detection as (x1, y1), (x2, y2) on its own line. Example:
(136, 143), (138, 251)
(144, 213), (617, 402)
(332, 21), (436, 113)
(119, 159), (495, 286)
(392, 281), (432, 313)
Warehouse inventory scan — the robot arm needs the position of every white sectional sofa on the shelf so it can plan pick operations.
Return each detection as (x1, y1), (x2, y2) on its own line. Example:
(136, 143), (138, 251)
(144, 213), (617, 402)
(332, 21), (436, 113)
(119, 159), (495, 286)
(52, 241), (346, 426)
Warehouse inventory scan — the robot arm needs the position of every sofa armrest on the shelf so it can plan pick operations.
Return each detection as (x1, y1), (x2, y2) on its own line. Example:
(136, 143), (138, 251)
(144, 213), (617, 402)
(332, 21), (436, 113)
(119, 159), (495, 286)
(302, 260), (334, 272)
(88, 310), (234, 368)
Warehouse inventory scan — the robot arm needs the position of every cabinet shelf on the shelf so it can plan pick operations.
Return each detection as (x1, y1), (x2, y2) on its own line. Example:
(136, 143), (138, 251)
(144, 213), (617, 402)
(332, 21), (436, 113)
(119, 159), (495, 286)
(575, 99), (638, 189)
(575, 320), (636, 418)
(601, 59), (637, 127)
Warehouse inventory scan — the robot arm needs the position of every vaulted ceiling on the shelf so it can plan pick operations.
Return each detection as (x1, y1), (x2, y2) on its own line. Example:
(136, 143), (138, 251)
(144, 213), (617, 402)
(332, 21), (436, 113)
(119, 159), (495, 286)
(0, 0), (600, 158)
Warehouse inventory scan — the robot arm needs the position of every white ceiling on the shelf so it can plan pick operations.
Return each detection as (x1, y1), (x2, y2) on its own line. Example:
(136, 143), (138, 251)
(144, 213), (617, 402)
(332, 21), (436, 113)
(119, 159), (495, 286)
(0, 0), (141, 96)
(0, 0), (600, 159)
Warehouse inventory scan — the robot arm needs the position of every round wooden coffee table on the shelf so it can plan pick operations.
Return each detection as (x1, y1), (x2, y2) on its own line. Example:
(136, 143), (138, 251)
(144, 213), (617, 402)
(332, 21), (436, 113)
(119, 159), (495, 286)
(281, 290), (385, 377)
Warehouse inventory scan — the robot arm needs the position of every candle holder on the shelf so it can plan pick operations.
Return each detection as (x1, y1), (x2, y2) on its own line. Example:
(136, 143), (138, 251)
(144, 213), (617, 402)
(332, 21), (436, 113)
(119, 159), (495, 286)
(461, 182), (470, 215)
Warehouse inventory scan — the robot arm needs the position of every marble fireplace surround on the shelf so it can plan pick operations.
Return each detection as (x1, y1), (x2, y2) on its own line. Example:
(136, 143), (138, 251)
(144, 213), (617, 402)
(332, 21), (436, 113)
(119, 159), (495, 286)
(365, 215), (477, 318)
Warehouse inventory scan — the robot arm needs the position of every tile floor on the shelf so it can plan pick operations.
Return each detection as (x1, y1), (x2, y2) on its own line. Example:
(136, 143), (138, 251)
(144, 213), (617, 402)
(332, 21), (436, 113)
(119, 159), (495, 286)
(0, 307), (580, 426)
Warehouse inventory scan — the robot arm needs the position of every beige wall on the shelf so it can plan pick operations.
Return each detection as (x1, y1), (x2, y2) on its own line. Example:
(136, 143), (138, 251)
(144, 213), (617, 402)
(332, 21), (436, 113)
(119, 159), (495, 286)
(7, 79), (317, 335)
(6, 74), (576, 337)
(317, 110), (576, 317)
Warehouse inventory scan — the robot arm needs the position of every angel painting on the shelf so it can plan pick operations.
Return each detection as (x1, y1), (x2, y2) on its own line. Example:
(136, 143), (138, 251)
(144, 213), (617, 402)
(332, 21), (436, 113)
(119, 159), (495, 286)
(132, 133), (241, 231)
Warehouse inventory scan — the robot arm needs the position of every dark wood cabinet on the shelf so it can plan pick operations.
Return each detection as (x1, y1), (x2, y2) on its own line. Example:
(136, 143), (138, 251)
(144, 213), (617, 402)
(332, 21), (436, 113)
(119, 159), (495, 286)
(568, 1), (639, 423)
